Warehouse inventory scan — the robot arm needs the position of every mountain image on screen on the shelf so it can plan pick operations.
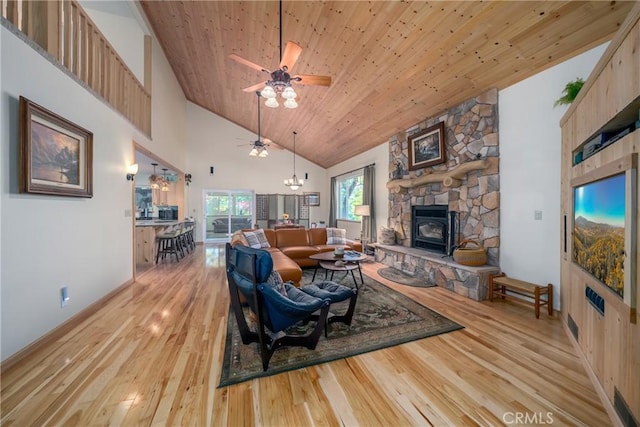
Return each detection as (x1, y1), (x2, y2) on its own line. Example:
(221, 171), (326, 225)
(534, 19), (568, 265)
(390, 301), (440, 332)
(573, 216), (624, 296)
(573, 173), (626, 298)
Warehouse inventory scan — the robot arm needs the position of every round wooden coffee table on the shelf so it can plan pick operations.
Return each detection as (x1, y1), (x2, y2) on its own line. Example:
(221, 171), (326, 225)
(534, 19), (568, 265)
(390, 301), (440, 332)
(309, 251), (367, 288)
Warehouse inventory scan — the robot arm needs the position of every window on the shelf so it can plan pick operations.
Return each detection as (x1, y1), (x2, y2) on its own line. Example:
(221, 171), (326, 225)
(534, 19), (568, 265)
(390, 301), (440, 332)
(336, 170), (363, 221)
(204, 190), (254, 241)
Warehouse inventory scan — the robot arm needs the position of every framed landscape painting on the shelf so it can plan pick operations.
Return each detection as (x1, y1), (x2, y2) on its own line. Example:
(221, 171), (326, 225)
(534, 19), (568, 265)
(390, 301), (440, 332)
(19, 96), (93, 198)
(408, 122), (446, 170)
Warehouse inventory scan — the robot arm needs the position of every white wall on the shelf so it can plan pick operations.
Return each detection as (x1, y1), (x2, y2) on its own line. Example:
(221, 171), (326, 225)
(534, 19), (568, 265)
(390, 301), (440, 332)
(146, 36), (187, 171)
(499, 43), (608, 309)
(1, 26), (134, 360)
(0, 11), (186, 360)
(185, 102), (327, 241)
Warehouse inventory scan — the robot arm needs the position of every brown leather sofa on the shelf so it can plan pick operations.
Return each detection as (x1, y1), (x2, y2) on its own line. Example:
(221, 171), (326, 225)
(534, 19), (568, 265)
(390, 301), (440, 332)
(231, 228), (362, 286)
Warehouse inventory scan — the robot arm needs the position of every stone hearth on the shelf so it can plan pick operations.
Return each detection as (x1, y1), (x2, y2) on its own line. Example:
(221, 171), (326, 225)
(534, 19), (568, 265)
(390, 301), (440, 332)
(376, 244), (499, 301)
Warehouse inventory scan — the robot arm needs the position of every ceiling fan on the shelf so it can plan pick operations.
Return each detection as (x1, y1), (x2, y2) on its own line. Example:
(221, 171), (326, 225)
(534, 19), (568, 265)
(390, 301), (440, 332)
(229, 1), (331, 108)
(238, 92), (283, 157)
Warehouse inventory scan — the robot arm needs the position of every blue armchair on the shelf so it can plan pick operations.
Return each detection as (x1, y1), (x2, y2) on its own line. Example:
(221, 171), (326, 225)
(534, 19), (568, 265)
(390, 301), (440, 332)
(225, 243), (331, 371)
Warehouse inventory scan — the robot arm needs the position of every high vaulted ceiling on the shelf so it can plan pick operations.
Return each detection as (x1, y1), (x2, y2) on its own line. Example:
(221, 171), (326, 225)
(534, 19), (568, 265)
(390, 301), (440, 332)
(140, 1), (634, 169)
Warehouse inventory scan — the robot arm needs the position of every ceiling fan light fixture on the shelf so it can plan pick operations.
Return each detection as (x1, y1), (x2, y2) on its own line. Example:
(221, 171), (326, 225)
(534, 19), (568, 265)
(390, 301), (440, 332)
(281, 86), (297, 99)
(249, 147), (259, 156)
(231, 1), (331, 111)
(265, 97), (279, 108)
(258, 148), (269, 157)
(283, 98), (298, 109)
(261, 85), (277, 99)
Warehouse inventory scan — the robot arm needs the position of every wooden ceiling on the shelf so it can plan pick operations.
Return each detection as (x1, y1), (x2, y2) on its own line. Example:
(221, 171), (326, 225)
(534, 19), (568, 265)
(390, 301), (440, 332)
(140, 1), (633, 168)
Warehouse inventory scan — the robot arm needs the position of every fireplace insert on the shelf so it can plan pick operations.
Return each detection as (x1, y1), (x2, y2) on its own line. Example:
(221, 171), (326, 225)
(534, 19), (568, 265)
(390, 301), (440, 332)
(411, 205), (456, 255)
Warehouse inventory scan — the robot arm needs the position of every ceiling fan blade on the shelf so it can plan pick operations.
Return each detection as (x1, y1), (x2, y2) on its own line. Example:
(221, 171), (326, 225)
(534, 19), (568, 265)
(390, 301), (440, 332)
(279, 41), (302, 70)
(263, 139), (284, 150)
(293, 74), (332, 86)
(242, 81), (268, 92)
(229, 54), (271, 74)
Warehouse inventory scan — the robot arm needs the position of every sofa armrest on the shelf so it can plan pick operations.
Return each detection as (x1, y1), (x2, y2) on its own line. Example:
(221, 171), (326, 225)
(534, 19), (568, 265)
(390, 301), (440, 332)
(346, 239), (363, 252)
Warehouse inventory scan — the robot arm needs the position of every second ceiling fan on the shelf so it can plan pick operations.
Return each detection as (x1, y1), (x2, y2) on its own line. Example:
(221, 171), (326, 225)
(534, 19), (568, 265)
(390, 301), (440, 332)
(229, 1), (331, 109)
(238, 92), (284, 157)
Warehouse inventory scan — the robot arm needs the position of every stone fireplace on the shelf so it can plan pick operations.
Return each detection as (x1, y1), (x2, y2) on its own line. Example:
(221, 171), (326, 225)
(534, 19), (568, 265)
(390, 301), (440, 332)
(377, 88), (501, 300)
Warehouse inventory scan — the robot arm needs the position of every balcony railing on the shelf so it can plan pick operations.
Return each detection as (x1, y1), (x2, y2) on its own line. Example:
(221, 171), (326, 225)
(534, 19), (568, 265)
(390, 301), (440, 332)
(2, 0), (151, 136)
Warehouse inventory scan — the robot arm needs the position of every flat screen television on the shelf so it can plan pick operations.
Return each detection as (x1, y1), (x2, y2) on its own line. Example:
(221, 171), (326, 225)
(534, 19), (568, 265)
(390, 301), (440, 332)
(573, 173), (626, 298)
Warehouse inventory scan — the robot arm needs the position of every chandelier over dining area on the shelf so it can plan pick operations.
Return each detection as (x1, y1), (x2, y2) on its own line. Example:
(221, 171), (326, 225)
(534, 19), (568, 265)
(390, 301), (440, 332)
(284, 131), (303, 190)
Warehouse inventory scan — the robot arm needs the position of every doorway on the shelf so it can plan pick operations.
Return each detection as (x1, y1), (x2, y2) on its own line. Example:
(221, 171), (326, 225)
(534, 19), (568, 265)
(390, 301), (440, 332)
(203, 190), (254, 242)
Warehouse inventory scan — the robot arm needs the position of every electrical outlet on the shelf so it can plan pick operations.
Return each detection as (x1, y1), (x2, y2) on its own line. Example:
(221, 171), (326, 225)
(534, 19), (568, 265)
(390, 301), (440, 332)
(534, 210), (543, 220)
(60, 287), (69, 308)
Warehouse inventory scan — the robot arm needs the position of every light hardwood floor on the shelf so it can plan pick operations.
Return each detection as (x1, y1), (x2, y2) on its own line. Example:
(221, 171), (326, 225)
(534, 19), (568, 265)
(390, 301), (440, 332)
(1, 244), (611, 426)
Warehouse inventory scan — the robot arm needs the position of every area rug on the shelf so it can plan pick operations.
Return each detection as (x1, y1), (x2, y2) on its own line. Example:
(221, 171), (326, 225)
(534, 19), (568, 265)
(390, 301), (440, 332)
(377, 266), (436, 287)
(219, 269), (462, 387)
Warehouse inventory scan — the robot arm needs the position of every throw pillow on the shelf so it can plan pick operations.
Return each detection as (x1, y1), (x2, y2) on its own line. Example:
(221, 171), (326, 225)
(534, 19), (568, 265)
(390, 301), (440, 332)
(326, 227), (347, 245)
(244, 229), (270, 249)
(243, 231), (261, 248)
(266, 270), (287, 296)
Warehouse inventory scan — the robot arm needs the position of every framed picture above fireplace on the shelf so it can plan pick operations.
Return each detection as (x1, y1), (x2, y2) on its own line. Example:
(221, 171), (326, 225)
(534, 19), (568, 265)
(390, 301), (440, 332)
(408, 122), (446, 170)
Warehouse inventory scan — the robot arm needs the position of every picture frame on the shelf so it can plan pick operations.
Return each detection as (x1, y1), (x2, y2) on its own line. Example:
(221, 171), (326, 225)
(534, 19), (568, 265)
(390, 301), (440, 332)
(19, 96), (93, 198)
(304, 192), (320, 206)
(408, 122), (446, 170)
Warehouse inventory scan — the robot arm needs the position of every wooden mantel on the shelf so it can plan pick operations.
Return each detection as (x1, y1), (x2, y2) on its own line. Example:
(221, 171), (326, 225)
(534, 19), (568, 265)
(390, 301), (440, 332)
(386, 158), (490, 191)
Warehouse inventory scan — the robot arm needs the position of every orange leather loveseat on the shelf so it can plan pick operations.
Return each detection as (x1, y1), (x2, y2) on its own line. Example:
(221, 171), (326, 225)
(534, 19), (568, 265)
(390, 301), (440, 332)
(231, 228), (362, 285)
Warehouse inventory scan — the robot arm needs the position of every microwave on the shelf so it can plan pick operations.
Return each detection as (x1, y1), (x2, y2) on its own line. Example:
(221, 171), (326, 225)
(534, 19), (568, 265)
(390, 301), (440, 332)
(158, 206), (179, 220)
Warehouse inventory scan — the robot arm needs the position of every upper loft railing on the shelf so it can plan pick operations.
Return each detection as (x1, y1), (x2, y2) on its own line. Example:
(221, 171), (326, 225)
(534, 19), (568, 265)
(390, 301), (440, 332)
(1, 0), (151, 136)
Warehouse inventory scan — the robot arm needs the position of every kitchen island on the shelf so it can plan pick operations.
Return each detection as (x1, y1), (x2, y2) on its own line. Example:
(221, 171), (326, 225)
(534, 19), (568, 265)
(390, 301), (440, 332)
(135, 220), (188, 265)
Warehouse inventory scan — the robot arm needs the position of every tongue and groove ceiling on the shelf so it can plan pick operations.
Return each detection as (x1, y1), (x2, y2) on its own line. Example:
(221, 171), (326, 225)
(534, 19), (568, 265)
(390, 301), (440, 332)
(140, 1), (634, 168)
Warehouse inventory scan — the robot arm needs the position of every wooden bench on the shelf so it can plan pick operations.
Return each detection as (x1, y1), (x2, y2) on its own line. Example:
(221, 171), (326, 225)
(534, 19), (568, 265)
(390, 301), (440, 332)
(489, 273), (553, 318)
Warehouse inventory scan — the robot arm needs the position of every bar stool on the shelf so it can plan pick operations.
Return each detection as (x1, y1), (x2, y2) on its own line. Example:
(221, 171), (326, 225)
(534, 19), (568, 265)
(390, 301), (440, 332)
(156, 224), (183, 263)
(184, 222), (196, 251)
(177, 225), (190, 255)
(177, 222), (193, 255)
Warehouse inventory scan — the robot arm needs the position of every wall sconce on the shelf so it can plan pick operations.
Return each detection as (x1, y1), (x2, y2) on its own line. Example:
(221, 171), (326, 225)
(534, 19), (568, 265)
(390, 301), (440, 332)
(126, 163), (139, 181)
(185, 173), (192, 186)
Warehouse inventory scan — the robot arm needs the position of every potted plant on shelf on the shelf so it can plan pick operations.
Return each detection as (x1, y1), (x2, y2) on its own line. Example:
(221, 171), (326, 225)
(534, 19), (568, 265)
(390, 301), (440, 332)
(554, 78), (584, 107)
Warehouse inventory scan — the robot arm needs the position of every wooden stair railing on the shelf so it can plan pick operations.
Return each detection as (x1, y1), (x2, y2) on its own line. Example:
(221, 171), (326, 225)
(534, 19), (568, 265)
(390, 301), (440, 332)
(2, 0), (151, 136)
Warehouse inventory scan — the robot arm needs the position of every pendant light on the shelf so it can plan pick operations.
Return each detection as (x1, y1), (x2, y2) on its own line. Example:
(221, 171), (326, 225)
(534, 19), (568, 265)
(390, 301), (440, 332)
(161, 168), (170, 192)
(149, 163), (160, 189)
(284, 131), (303, 190)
